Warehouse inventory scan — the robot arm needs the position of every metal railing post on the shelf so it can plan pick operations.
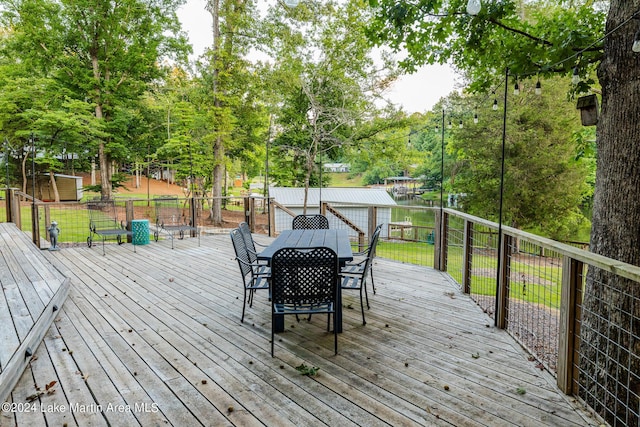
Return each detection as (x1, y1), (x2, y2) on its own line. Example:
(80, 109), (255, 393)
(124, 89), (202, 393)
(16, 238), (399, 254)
(31, 203), (40, 248)
(125, 200), (135, 243)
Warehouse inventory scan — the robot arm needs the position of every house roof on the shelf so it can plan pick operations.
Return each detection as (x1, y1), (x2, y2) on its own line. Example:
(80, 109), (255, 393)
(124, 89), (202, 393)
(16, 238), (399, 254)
(269, 187), (396, 207)
(385, 176), (419, 182)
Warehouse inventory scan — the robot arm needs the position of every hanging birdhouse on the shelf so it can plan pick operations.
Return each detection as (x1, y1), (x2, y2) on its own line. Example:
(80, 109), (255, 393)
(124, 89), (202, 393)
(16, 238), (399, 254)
(576, 94), (599, 126)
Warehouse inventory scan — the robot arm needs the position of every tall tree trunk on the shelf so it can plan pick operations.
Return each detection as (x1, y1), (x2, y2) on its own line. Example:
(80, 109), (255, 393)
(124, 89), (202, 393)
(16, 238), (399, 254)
(211, 137), (224, 225)
(207, 0), (224, 225)
(580, 2), (640, 425)
(92, 53), (112, 200)
(48, 171), (60, 203)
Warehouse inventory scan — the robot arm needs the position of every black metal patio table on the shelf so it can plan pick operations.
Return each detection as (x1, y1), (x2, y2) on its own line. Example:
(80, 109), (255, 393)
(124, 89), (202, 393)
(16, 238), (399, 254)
(258, 228), (353, 333)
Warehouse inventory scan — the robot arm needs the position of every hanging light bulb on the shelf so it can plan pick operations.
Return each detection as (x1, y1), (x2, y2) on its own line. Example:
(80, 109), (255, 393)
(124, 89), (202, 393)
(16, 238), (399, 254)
(493, 99), (498, 111)
(473, 113), (479, 124)
(435, 125), (439, 133)
(447, 120), (452, 129)
(535, 80), (542, 95)
(466, 0), (481, 15)
(572, 67), (580, 85)
(633, 29), (640, 53)
(513, 80), (520, 95)
(458, 120), (463, 129)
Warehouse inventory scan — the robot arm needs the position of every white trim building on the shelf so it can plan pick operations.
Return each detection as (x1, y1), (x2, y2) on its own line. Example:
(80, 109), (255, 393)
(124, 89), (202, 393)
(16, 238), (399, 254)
(269, 187), (396, 237)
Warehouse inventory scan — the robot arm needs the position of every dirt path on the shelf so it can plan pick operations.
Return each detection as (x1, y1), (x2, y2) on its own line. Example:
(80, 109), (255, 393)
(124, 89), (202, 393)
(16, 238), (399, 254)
(80, 173), (187, 197)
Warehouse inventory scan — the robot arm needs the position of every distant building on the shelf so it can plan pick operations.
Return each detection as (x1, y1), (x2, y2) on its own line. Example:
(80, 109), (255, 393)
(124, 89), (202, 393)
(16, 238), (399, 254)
(323, 163), (350, 172)
(269, 187), (396, 237)
(25, 174), (83, 201)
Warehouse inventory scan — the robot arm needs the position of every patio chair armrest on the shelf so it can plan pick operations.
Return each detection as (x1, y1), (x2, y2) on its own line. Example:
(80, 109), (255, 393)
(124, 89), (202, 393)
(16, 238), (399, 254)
(344, 258), (367, 268)
(235, 256), (269, 271)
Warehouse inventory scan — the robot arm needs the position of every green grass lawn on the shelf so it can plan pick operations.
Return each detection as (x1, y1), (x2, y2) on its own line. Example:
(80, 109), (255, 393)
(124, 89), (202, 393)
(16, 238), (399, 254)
(327, 172), (365, 187)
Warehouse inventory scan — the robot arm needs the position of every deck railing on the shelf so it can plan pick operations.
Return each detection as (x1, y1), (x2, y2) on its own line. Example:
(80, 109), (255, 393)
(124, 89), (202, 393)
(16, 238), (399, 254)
(3, 188), (638, 425)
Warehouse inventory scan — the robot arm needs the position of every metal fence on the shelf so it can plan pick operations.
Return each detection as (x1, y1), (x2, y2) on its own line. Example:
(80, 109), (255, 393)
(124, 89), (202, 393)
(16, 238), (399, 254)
(0, 189), (270, 248)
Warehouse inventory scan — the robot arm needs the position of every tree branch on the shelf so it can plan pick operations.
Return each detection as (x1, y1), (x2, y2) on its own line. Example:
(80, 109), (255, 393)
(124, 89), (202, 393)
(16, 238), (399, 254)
(487, 17), (553, 46)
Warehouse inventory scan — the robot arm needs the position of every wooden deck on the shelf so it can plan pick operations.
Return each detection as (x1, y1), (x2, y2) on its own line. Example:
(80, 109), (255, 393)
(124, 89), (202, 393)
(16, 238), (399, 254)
(0, 233), (596, 426)
(0, 224), (69, 405)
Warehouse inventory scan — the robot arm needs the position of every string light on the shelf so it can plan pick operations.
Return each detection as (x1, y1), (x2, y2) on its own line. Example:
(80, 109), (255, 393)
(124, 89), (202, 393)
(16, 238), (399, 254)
(459, 120), (463, 129)
(535, 80), (542, 95)
(474, 112), (479, 124)
(572, 66), (580, 84)
(466, 0), (481, 15)
(448, 120), (452, 129)
(493, 99), (498, 110)
(513, 80), (520, 95)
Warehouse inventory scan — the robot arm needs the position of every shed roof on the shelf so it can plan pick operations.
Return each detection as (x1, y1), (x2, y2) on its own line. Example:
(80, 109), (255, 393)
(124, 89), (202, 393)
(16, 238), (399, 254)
(270, 187), (396, 207)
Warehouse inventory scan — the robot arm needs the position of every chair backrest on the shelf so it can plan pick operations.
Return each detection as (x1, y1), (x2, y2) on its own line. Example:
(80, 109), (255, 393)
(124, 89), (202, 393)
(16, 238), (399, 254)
(271, 247), (338, 306)
(154, 196), (186, 226)
(87, 199), (122, 230)
(369, 224), (383, 259)
(238, 222), (258, 263)
(230, 228), (252, 280)
(292, 214), (329, 230)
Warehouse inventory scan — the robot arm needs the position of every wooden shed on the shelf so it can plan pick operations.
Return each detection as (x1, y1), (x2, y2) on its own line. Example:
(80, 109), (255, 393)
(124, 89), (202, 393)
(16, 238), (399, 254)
(26, 174), (84, 201)
(269, 187), (396, 237)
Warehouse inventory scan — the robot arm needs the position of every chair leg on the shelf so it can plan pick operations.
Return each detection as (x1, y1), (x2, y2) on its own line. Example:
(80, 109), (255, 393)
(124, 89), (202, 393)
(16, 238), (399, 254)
(370, 268), (376, 294)
(271, 313), (275, 357)
(333, 312), (338, 355)
(364, 282), (370, 309)
(359, 288), (367, 325)
(241, 289), (248, 323)
(248, 288), (255, 307)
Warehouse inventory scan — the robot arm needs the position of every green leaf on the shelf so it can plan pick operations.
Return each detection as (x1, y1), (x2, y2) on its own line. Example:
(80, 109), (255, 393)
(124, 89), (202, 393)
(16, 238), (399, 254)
(295, 363), (320, 376)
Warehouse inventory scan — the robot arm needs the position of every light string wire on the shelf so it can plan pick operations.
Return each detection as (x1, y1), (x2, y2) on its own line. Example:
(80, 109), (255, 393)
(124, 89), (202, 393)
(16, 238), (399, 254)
(356, 6), (640, 146)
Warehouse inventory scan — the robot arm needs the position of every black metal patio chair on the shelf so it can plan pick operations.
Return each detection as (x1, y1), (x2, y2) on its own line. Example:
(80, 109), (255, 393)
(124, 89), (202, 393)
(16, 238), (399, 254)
(238, 222), (270, 276)
(153, 196), (200, 249)
(271, 246), (339, 356)
(86, 199), (133, 256)
(342, 223), (382, 295)
(339, 224), (382, 325)
(292, 214), (329, 230)
(230, 228), (271, 323)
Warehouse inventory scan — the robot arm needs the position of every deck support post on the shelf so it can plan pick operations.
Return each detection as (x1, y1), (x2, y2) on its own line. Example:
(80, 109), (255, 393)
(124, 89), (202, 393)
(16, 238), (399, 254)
(557, 256), (582, 394)
(462, 219), (474, 294)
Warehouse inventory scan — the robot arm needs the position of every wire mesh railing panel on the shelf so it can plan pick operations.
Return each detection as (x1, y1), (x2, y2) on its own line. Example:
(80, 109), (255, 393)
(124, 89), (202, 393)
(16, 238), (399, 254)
(468, 224), (499, 319)
(505, 238), (563, 373)
(283, 202), (440, 268)
(37, 202), (91, 247)
(575, 266), (640, 427)
(445, 215), (465, 284)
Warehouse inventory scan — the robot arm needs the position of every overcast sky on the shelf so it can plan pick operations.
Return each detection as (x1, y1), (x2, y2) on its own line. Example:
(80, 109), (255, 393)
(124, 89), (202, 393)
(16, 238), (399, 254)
(176, 0), (459, 114)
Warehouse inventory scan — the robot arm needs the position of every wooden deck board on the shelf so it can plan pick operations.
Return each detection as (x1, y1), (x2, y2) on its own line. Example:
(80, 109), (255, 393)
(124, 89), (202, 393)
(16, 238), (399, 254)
(1, 234), (596, 427)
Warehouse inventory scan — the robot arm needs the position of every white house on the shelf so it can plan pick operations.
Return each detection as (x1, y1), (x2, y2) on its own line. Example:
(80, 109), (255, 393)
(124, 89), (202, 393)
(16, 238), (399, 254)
(269, 187), (396, 237)
(323, 163), (350, 172)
